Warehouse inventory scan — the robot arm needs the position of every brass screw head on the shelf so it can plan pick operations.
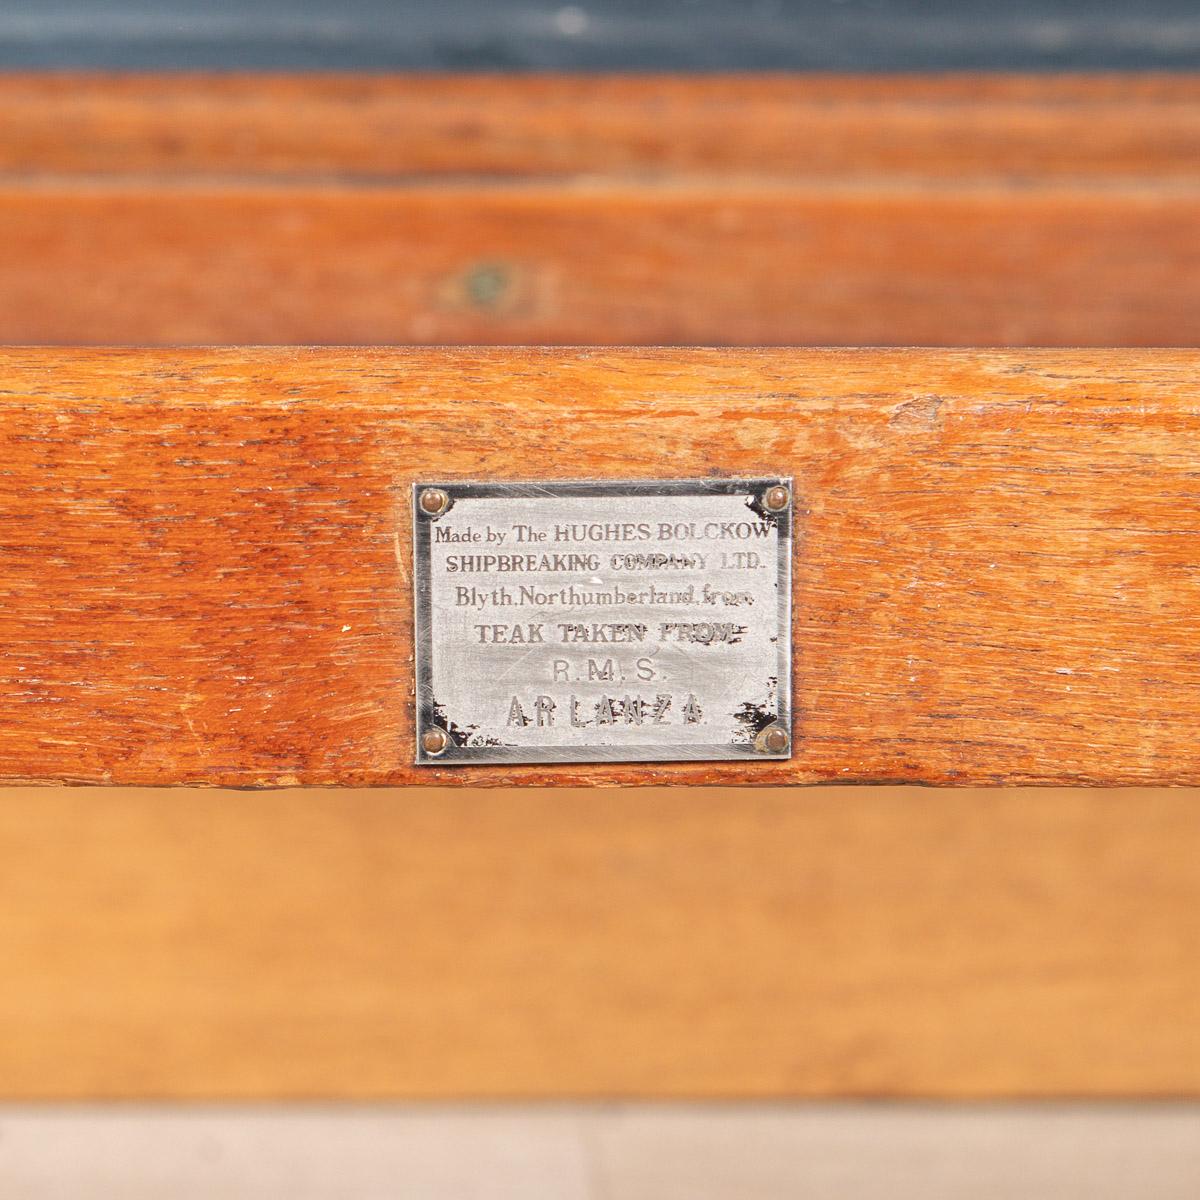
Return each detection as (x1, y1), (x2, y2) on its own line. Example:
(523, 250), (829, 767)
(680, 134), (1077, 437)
(465, 262), (512, 310)
(755, 724), (790, 755)
(763, 484), (791, 513)
(421, 727), (449, 756)
(419, 488), (450, 517)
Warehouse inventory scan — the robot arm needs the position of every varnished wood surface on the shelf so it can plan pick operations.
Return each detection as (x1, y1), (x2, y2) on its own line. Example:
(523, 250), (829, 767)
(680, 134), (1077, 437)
(6, 75), (1200, 179)
(1, 75), (1199, 345)
(7, 186), (1199, 347)
(0, 786), (1196, 1098)
(2, 347), (1200, 787)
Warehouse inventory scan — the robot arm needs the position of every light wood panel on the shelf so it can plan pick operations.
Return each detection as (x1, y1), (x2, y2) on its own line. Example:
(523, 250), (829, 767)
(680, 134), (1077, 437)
(1, 75), (1199, 345)
(0, 786), (1195, 1098)
(3, 348), (1200, 787)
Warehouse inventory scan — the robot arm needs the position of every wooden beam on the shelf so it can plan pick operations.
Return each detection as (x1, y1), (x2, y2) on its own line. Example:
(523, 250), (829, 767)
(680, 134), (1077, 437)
(0, 785), (1196, 1098)
(2, 347), (1199, 787)
(6, 75), (1200, 179)
(2, 75), (1199, 345)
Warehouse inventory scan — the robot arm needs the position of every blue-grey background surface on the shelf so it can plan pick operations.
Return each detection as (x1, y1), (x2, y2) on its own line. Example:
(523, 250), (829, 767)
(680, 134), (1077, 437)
(0, 1), (1196, 70)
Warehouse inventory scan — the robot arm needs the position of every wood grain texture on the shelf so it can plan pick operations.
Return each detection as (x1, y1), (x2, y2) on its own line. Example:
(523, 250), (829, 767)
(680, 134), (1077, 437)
(6, 75), (1200, 179)
(2, 347), (1200, 787)
(2, 75), (1199, 345)
(0, 785), (1196, 1098)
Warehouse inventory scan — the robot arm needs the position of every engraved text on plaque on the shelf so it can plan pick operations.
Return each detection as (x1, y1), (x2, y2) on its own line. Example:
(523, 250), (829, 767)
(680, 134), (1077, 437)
(413, 479), (792, 765)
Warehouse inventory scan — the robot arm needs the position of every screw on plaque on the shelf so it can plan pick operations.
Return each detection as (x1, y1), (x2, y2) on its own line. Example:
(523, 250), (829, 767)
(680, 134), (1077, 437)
(422, 727), (449, 756)
(762, 484), (791, 513)
(419, 487), (450, 517)
(754, 723), (790, 754)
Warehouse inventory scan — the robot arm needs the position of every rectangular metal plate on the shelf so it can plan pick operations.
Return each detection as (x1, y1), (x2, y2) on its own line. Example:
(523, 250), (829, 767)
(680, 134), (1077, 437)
(413, 478), (792, 765)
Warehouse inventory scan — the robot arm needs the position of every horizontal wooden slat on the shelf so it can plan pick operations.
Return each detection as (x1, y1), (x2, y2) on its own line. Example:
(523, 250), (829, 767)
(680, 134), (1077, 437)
(5, 75), (1200, 179)
(2, 75), (1199, 345)
(2, 347), (1200, 787)
(6, 186), (1200, 347)
(0, 785), (1196, 1098)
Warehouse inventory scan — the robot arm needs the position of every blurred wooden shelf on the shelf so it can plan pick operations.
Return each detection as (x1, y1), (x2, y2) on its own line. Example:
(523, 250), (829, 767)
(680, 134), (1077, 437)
(1, 74), (1198, 346)
(0, 784), (1197, 1098)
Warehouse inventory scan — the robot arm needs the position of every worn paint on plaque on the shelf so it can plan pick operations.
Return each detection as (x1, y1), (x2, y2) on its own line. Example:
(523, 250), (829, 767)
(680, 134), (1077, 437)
(413, 479), (791, 765)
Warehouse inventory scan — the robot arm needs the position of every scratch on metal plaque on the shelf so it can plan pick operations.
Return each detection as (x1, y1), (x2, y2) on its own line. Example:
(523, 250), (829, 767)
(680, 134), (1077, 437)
(412, 478), (792, 765)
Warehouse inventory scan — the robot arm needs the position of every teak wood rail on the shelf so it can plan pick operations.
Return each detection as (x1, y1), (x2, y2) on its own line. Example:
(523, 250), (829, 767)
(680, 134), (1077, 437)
(2, 346), (1198, 788)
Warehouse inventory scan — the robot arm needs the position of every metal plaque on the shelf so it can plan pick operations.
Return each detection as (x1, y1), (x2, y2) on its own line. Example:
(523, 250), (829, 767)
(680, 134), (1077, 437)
(412, 478), (792, 765)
